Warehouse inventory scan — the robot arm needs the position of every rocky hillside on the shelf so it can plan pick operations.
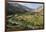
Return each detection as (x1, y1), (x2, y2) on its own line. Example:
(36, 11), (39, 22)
(8, 2), (43, 16)
(8, 3), (35, 15)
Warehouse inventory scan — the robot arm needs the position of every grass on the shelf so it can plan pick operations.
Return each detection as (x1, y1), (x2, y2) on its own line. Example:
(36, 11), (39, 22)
(7, 12), (44, 31)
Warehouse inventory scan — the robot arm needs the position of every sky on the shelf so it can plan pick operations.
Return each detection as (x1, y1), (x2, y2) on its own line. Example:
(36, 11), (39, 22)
(18, 3), (43, 9)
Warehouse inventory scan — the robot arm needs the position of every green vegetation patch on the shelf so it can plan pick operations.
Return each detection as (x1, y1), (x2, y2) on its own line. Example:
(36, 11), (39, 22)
(7, 13), (44, 30)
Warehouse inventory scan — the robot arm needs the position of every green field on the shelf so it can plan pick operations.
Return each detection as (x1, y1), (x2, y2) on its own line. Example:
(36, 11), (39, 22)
(7, 12), (44, 31)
